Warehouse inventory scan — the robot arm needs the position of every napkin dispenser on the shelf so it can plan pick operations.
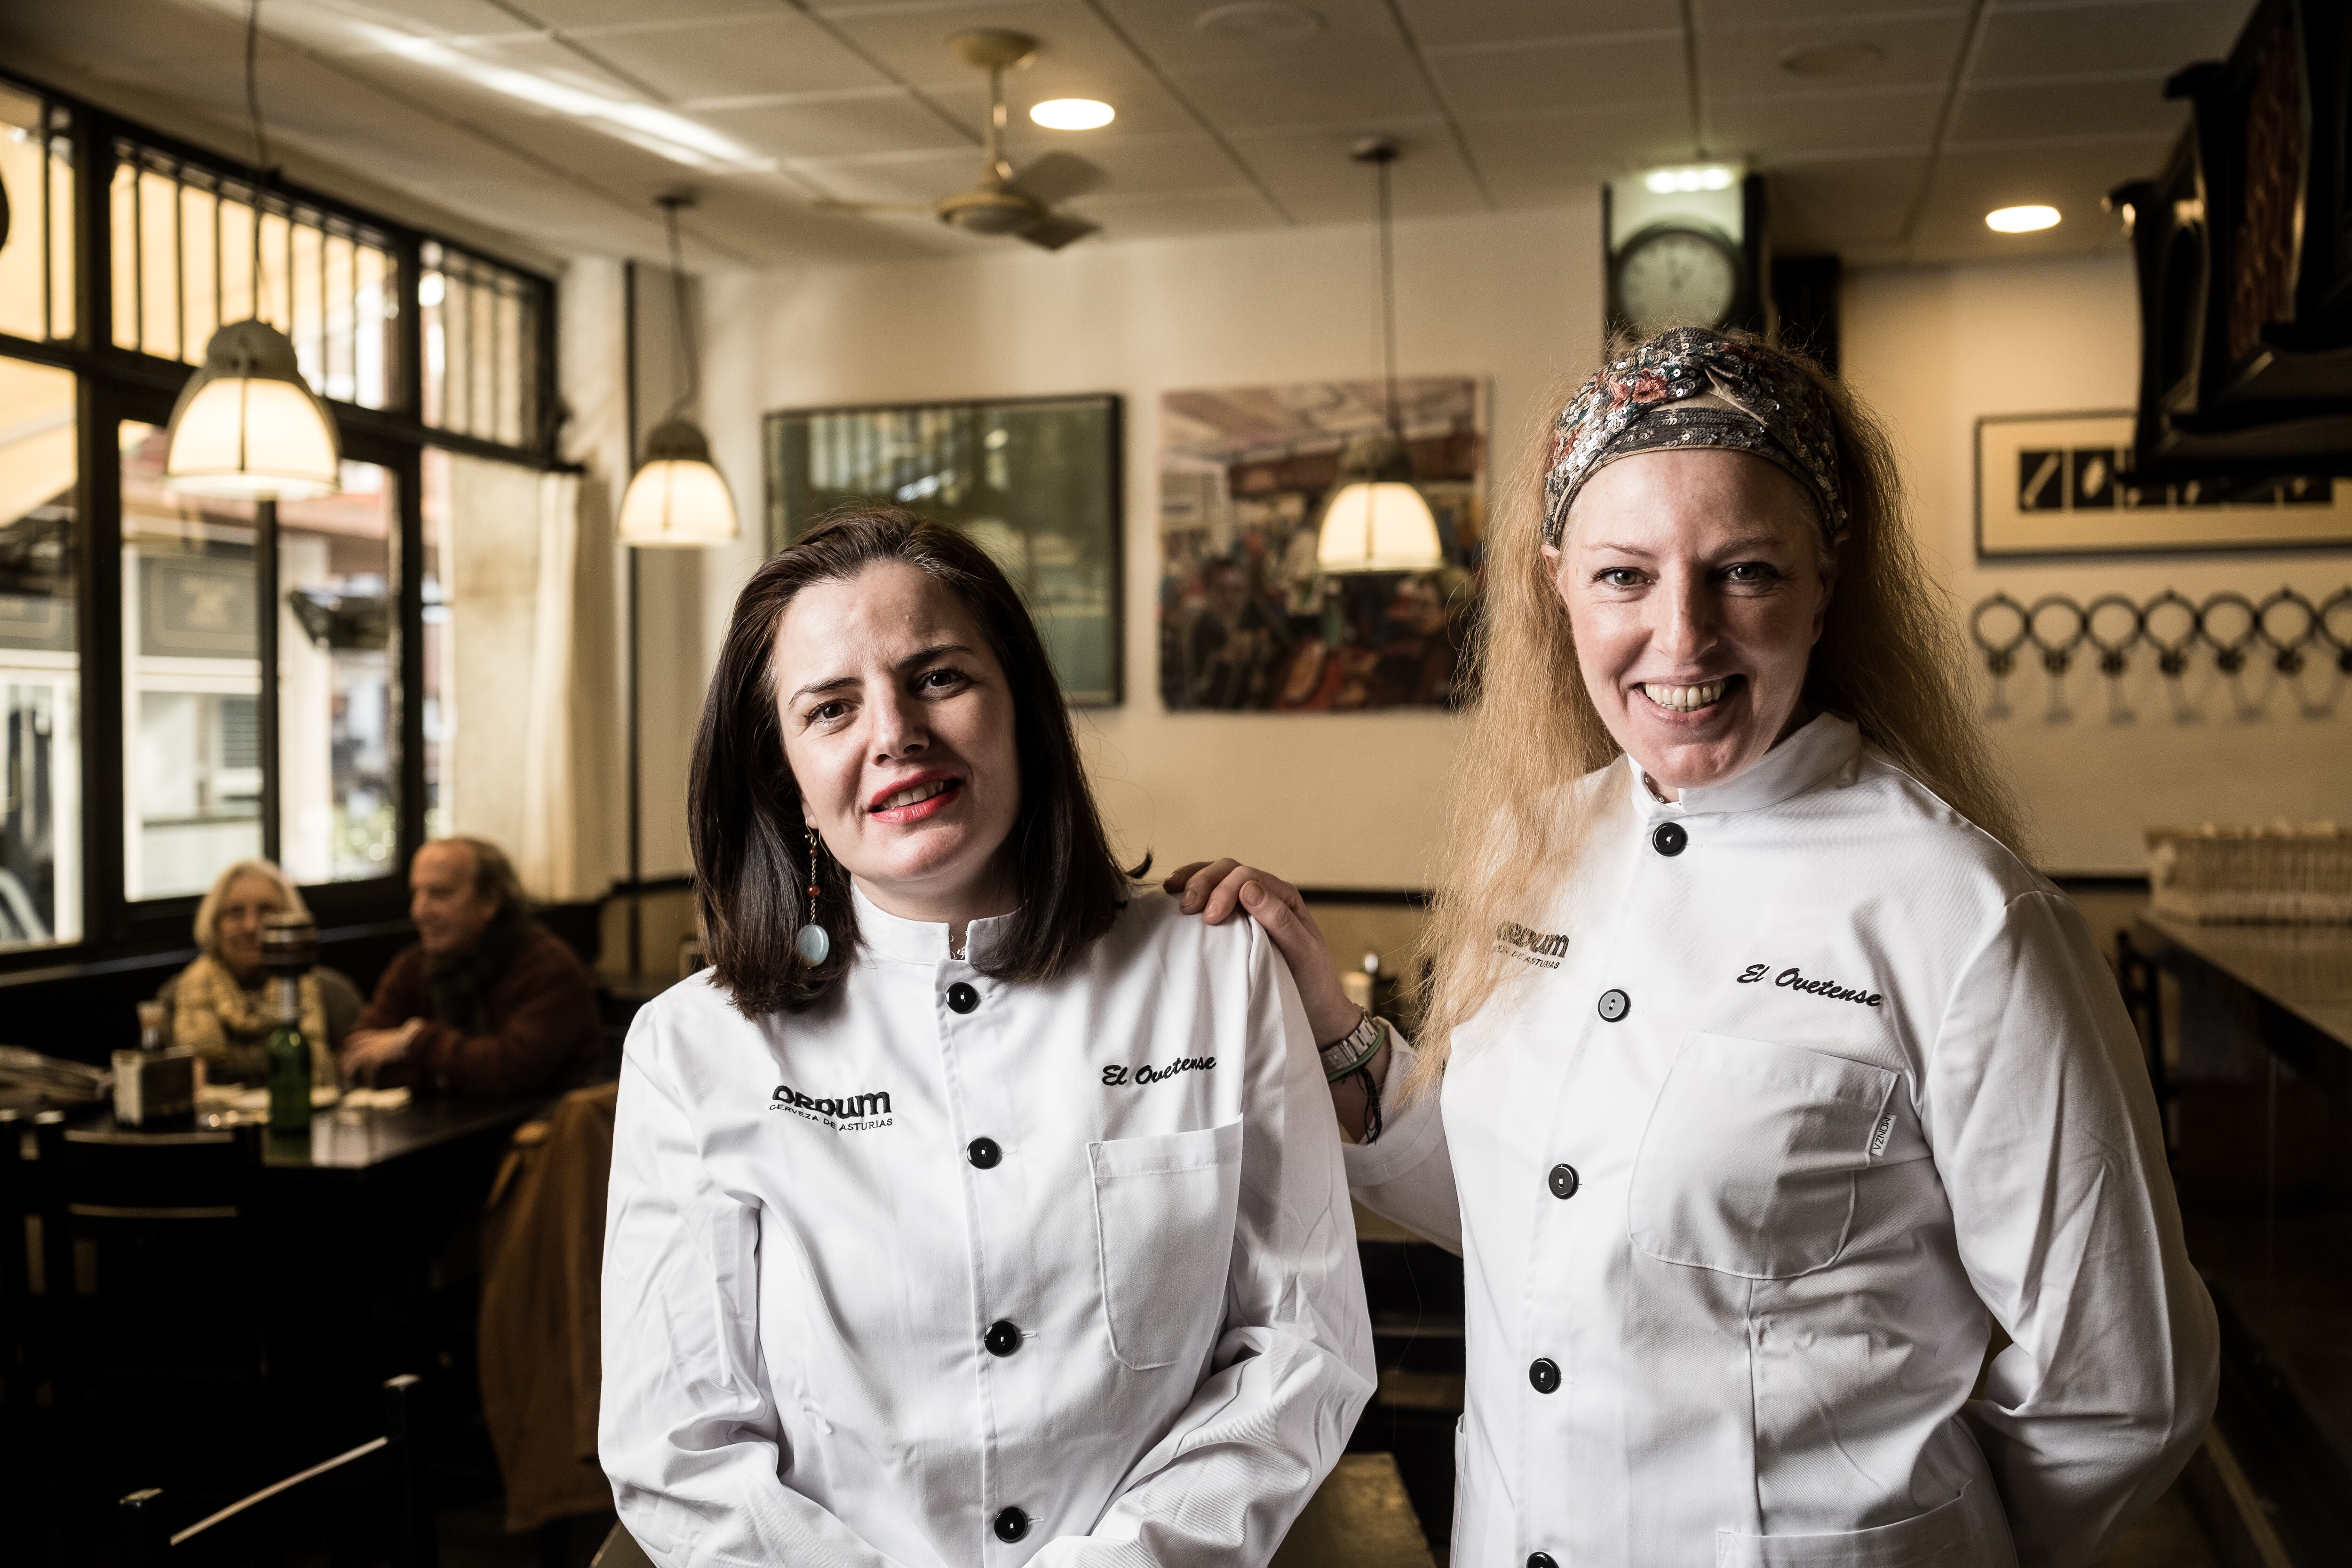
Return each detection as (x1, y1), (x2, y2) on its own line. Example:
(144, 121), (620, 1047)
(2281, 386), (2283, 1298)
(113, 1046), (198, 1126)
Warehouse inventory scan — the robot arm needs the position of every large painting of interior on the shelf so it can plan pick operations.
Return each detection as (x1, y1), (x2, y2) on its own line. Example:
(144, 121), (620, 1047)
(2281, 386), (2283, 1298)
(1158, 377), (1486, 712)
(765, 394), (1122, 706)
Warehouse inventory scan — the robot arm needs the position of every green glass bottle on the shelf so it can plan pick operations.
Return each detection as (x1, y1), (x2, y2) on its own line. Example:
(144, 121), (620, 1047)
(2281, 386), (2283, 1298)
(265, 975), (312, 1133)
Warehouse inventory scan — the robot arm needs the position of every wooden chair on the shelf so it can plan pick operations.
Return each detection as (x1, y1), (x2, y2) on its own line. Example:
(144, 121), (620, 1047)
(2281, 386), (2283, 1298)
(32, 1116), (268, 1390)
(0, 1109), (32, 1401)
(0, 1107), (42, 1516)
(30, 1114), (279, 1511)
(120, 1373), (435, 1568)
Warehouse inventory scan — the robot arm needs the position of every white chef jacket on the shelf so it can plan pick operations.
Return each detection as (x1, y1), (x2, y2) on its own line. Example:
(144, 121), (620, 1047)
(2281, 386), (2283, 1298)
(600, 888), (1374, 1568)
(1348, 715), (2216, 1568)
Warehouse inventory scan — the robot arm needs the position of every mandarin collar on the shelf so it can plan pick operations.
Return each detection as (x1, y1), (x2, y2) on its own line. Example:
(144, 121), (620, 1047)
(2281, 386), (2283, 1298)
(849, 884), (1016, 967)
(1624, 712), (1863, 821)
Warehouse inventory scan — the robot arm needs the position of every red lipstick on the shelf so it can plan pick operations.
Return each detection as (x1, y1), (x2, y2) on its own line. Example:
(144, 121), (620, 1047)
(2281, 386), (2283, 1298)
(867, 771), (963, 824)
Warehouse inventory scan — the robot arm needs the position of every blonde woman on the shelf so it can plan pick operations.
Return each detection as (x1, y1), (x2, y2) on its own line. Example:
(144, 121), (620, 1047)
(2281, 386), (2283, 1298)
(1173, 328), (2216, 1568)
(165, 860), (360, 1083)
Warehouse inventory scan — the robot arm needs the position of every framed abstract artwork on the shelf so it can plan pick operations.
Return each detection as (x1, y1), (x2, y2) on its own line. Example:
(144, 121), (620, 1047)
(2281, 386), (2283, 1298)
(1976, 412), (2352, 558)
(765, 394), (1122, 705)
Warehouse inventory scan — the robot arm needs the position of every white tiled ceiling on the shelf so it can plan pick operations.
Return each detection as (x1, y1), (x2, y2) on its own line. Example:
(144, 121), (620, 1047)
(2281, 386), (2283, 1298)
(0, 0), (2260, 272)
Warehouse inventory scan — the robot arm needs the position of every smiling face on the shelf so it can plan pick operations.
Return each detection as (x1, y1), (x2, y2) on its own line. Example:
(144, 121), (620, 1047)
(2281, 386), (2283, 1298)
(774, 561), (1022, 924)
(214, 871), (286, 982)
(1549, 447), (1835, 797)
(410, 840), (501, 958)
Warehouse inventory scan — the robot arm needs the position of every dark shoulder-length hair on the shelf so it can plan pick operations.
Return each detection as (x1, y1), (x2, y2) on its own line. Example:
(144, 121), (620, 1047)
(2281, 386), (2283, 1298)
(691, 506), (1131, 1017)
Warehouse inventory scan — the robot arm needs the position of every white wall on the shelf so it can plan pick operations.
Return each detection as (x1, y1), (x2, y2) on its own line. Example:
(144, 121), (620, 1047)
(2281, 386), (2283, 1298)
(693, 204), (1606, 889)
(1844, 257), (2351, 874)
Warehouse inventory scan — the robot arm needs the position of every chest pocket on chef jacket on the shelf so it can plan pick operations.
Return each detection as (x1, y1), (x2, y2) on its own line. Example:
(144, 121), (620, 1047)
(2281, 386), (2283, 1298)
(1089, 1120), (1244, 1371)
(1629, 1032), (1898, 1280)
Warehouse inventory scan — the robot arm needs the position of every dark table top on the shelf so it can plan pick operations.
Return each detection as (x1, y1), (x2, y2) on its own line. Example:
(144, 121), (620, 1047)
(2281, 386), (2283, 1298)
(64, 1093), (547, 1177)
(2135, 911), (2352, 1051)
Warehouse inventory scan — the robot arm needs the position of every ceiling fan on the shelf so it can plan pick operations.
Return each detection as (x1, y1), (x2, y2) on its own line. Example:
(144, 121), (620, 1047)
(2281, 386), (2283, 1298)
(814, 29), (1105, 251)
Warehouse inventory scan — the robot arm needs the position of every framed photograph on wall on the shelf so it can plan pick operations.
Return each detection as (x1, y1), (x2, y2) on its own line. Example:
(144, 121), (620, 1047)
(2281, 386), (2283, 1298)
(1976, 411), (2352, 558)
(764, 394), (1122, 706)
(1159, 376), (1487, 712)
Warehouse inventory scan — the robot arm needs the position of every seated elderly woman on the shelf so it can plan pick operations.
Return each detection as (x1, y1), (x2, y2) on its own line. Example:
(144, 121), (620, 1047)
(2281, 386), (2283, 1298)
(163, 859), (363, 1084)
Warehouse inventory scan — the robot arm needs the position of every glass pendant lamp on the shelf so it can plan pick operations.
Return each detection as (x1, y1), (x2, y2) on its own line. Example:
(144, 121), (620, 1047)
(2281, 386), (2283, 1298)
(617, 417), (739, 546)
(163, 0), (340, 501)
(164, 318), (342, 499)
(1316, 138), (1441, 575)
(618, 193), (739, 547)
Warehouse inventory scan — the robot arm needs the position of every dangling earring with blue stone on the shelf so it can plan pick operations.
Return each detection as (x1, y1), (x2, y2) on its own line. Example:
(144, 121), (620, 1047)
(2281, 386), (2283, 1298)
(795, 827), (832, 965)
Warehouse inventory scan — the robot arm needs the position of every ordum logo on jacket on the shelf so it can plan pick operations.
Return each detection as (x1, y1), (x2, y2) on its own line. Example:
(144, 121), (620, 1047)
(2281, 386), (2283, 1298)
(771, 1081), (895, 1130)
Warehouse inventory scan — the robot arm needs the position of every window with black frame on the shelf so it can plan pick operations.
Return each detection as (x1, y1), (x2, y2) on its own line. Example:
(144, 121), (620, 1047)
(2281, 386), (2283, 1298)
(0, 71), (560, 964)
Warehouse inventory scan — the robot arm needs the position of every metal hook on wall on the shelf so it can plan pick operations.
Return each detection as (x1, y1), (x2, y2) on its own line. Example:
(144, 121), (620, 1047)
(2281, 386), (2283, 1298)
(2314, 587), (2352, 675)
(2200, 592), (2260, 677)
(2143, 590), (2199, 678)
(1968, 587), (2349, 680)
(1970, 593), (2029, 677)
(2083, 595), (2144, 678)
(2026, 595), (2087, 676)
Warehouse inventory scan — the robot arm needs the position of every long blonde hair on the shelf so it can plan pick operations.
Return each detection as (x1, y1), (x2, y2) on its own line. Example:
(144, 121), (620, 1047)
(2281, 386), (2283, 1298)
(1407, 339), (2027, 1094)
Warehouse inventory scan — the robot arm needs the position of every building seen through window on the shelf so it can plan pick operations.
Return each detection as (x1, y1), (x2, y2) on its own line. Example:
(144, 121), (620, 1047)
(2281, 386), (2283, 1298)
(118, 423), (398, 901)
(0, 357), (79, 950)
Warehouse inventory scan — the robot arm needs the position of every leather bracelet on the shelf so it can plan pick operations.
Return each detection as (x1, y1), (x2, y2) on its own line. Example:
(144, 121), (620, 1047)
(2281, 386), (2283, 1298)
(1319, 1009), (1385, 1082)
(1350, 1064), (1384, 1145)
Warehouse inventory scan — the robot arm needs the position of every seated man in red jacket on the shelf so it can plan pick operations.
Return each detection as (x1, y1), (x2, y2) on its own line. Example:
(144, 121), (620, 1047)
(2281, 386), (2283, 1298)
(341, 836), (601, 1097)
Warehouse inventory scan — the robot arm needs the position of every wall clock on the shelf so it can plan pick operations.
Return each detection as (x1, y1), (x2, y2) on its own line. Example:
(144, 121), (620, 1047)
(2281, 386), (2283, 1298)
(1611, 223), (1746, 336)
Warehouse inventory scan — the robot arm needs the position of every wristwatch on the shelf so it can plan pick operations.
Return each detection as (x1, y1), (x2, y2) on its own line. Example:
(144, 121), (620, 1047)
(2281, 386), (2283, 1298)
(1319, 1009), (1387, 1082)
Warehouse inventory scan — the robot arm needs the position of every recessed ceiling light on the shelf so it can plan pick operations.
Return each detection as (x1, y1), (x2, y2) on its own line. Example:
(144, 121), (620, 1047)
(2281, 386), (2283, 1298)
(1780, 41), (1885, 77)
(1986, 204), (2061, 233)
(1643, 164), (1738, 194)
(1194, 2), (1324, 43)
(1031, 98), (1114, 130)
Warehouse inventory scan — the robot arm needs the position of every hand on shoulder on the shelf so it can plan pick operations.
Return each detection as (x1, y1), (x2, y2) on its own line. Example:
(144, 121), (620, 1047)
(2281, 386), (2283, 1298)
(1162, 859), (1359, 1045)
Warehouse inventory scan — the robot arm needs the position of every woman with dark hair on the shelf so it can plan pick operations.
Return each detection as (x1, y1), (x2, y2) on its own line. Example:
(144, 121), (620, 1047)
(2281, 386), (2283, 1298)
(599, 508), (1371, 1568)
(1171, 329), (2214, 1568)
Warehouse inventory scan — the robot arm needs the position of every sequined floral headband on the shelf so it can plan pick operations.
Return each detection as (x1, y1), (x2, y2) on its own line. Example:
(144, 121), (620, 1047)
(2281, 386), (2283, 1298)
(1540, 327), (1848, 550)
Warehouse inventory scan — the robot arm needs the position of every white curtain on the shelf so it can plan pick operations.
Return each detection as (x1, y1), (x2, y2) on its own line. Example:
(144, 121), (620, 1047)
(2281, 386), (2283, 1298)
(519, 470), (614, 902)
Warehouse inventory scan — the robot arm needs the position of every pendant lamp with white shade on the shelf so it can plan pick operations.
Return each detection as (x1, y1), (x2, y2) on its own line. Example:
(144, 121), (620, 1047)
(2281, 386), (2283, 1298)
(618, 193), (739, 548)
(164, 318), (342, 499)
(1317, 430), (1440, 573)
(1316, 138), (1442, 576)
(163, 0), (340, 502)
